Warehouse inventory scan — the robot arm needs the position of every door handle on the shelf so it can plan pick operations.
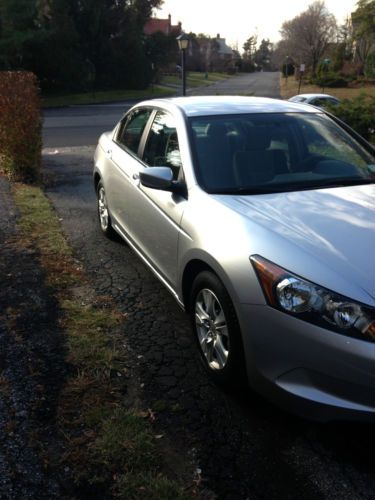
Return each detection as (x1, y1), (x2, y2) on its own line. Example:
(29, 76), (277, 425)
(106, 149), (112, 159)
(132, 173), (139, 181)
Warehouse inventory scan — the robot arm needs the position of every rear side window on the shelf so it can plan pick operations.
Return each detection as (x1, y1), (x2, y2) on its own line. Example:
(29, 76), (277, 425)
(117, 109), (152, 155)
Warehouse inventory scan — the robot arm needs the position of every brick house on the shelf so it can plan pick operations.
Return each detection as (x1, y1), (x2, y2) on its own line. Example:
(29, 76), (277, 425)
(144, 14), (182, 36)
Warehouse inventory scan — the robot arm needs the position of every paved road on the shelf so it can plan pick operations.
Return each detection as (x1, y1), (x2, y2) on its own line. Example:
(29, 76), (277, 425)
(42, 102), (130, 148)
(42, 72), (280, 148)
(189, 71), (280, 97)
(43, 146), (375, 499)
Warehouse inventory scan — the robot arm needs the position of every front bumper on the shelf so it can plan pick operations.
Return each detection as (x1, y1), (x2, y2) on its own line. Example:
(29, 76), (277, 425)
(238, 304), (375, 421)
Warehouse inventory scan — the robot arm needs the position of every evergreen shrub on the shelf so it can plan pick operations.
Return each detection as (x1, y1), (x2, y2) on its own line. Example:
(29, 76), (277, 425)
(327, 93), (375, 142)
(313, 72), (350, 88)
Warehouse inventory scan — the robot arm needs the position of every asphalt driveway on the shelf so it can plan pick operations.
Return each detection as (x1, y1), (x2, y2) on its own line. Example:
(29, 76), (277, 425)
(40, 73), (375, 497)
(43, 145), (375, 499)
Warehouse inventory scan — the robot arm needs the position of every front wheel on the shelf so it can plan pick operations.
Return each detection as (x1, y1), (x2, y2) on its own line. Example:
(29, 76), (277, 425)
(190, 271), (245, 385)
(96, 181), (117, 239)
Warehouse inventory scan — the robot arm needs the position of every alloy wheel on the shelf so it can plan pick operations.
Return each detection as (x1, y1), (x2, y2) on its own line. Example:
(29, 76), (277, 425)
(195, 288), (230, 370)
(98, 186), (109, 232)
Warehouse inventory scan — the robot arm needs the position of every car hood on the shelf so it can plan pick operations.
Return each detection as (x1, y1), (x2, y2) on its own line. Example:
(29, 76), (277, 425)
(220, 184), (375, 301)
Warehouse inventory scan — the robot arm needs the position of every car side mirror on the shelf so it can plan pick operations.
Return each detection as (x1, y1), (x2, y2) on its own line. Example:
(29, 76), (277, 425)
(139, 167), (175, 190)
(139, 166), (173, 190)
(140, 167), (187, 197)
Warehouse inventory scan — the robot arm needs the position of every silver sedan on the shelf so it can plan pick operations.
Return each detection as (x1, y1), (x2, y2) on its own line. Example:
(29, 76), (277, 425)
(94, 96), (375, 421)
(288, 93), (340, 108)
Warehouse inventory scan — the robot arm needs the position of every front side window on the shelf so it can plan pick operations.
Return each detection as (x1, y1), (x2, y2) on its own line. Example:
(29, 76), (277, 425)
(310, 97), (339, 107)
(309, 98), (325, 107)
(117, 109), (152, 155)
(300, 114), (368, 167)
(189, 113), (375, 194)
(143, 111), (182, 179)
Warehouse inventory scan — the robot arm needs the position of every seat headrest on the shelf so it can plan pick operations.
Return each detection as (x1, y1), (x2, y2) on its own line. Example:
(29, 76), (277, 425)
(234, 150), (275, 185)
(206, 122), (228, 140)
(245, 127), (271, 150)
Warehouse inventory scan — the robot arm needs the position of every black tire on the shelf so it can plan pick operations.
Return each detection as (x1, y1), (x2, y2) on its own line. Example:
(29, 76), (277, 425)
(96, 181), (117, 239)
(190, 271), (245, 385)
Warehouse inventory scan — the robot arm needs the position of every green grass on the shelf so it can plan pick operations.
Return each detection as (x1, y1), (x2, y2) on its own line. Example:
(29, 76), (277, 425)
(12, 184), (191, 498)
(62, 299), (123, 376)
(280, 74), (375, 100)
(94, 409), (156, 471)
(14, 185), (72, 257)
(189, 71), (231, 82)
(42, 72), (233, 107)
(116, 472), (192, 499)
(42, 85), (176, 108)
(162, 71), (231, 88)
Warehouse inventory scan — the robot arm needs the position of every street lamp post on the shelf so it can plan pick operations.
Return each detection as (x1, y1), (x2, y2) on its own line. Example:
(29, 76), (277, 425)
(298, 63), (305, 94)
(285, 55), (289, 83)
(176, 33), (190, 96)
(322, 58), (331, 93)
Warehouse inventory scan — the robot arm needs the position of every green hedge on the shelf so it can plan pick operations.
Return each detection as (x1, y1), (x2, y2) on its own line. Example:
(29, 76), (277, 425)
(0, 72), (42, 182)
(365, 53), (375, 78)
(313, 72), (351, 88)
(327, 93), (375, 142)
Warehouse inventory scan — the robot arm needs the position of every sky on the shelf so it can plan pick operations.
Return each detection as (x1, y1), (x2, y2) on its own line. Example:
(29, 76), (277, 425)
(156, 0), (358, 50)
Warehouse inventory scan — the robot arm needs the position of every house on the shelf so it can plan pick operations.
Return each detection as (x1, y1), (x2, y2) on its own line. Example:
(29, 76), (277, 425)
(143, 14), (182, 37)
(215, 34), (234, 59)
(211, 34), (236, 72)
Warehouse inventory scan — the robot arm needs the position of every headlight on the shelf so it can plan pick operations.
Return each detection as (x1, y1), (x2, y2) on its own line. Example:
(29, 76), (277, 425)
(250, 255), (375, 342)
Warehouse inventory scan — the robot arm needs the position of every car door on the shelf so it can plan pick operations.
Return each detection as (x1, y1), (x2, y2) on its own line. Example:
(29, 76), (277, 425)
(124, 109), (187, 288)
(106, 107), (153, 232)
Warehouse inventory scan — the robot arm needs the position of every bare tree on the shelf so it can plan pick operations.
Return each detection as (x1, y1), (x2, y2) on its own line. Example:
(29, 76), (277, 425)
(243, 35), (258, 61)
(352, 0), (375, 69)
(280, 1), (337, 75)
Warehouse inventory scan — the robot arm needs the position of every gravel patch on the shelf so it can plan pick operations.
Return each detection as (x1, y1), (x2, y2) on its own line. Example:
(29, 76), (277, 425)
(0, 177), (68, 498)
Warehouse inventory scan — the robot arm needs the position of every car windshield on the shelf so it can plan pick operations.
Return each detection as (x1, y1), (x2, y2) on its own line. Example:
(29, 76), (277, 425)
(189, 113), (375, 194)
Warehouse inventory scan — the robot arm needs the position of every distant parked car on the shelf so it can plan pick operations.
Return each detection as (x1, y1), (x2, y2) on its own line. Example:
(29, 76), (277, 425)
(289, 93), (340, 108)
(94, 96), (375, 421)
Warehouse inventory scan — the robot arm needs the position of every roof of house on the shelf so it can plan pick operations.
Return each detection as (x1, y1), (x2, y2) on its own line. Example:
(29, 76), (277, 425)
(143, 15), (181, 36)
(215, 35), (234, 56)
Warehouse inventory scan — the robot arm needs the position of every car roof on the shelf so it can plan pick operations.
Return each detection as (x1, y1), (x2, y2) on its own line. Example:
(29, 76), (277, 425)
(136, 96), (320, 117)
(291, 93), (338, 99)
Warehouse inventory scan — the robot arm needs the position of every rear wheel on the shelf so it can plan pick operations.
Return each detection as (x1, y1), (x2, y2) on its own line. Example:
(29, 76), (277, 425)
(190, 271), (245, 385)
(97, 181), (117, 239)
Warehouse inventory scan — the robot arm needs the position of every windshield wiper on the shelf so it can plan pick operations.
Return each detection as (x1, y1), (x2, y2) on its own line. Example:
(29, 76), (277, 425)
(292, 177), (375, 190)
(211, 178), (375, 195)
(213, 186), (289, 195)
